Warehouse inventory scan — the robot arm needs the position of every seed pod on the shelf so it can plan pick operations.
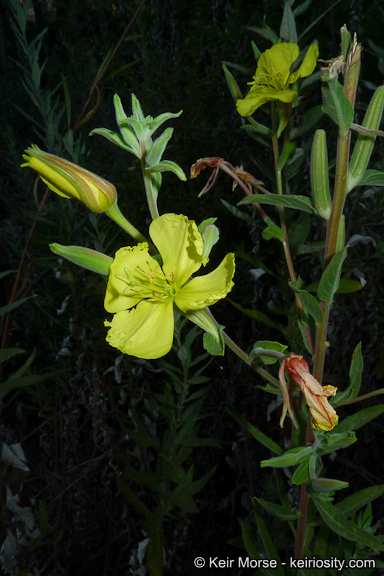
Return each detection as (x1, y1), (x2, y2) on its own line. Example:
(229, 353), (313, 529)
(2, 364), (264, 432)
(311, 129), (332, 220)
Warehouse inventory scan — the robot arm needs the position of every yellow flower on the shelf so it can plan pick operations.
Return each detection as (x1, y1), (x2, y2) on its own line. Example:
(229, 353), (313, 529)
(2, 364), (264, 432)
(236, 43), (319, 135)
(22, 145), (116, 213)
(279, 353), (338, 431)
(104, 213), (235, 359)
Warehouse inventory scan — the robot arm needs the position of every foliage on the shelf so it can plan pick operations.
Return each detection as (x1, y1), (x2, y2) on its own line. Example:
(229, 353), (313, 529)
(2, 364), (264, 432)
(1, 1), (384, 576)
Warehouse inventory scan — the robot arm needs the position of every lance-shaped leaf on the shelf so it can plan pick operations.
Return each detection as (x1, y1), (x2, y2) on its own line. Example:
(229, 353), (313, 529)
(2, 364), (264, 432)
(321, 77), (354, 133)
(358, 169), (384, 187)
(89, 128), (141, 158)
(145, 160), (186, 181)
(289, 280), (324, 324)
(335, 405), (384, 434)
(347, 86), (384, 192)
(238, 193), (316, 213)
(311, 129), (332, 220)
(336, 485), (384, 518)
(222, 64), (243, 103)
(317, 246), (348, 304)
(280, 1), (297, 43)
(333, 341), (363, 404)
(146, 127), (174, 167)
(50, 243), (112, 275)
(313, 497), (384, 552)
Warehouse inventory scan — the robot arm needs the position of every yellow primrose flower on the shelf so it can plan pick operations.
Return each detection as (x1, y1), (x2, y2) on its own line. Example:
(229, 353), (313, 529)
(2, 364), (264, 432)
(22, 145), (117, 213)
(104, 213), (235, 359)
(236, 42), (319, 122)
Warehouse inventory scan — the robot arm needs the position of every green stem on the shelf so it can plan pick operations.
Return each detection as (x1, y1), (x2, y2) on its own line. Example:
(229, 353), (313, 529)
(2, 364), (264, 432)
(106, 203), (148, 243)
(142, 164), (160, 220)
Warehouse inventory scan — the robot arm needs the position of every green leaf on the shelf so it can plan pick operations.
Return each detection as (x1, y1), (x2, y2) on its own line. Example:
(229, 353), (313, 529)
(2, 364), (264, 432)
(291, 105), (323, 140)
(280, 1), (298, 43)
(313, 497), (384, 552)
(318, 431), (357, 453)
(146, 160), (187, 180)
(334, 342), (363, 403)
(251, 500), (285, 576)
(358, 169), (384, 187)
(336, 485), (384, 518)
(317, 247), (348, 304)
(261, 446), (313, 468)
(50, 244), (112, 275)
(254, 497), (301, 521)
(278, 142), (296, 172)
(228, 300), (282, 331)
(246, 26), (280, 44)
(289, 282), (323, 323)
(0, 296), (35, 317)
(146, 127), (173, 167)
(335, 405), (384, 433)
(292, 460), (310, 485)
(0, 348), (25, 363)
(227, 408), (283, 456)
(238, 194), (316, 213)
(220, 199), (260, 226)
(262, 218), (285, 242)
(321, 77), (354, 132)
(240, 522), (261, 560)
(1, 369), (66, 401)
(203, 323), (225, 356)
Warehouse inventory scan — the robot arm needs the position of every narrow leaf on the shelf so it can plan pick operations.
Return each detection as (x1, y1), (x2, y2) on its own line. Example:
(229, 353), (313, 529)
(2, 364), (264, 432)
(335, 405), (384, 433)
(336, 485), (384, 518)
(238, 194), (316, 213)
(227, 408), (283, 456)
(313, 497), (384, 552)
(317, 247), (348, 304)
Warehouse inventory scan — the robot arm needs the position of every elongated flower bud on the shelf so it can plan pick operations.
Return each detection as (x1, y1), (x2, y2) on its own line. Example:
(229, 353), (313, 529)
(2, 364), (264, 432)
(311, 130), (332, 220)
(22, 146), (117, 213)
(347, 86), (384, 193)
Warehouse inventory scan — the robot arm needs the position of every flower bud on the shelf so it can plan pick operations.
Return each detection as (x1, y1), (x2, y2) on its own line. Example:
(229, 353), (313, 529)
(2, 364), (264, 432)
(22, 145), (117, 213)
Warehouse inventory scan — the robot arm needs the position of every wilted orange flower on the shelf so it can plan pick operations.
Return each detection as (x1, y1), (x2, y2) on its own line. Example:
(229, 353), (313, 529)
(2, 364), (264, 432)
(279, 353), (338, 431)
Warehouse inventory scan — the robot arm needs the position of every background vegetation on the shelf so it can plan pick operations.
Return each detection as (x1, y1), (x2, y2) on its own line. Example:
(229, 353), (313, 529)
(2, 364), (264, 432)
(1, 0), (384, 574)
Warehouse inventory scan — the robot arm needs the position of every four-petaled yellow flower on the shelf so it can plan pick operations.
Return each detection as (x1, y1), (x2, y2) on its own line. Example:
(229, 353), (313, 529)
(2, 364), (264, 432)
(104, 213), (235, 359)
(236, 42), (319, 132)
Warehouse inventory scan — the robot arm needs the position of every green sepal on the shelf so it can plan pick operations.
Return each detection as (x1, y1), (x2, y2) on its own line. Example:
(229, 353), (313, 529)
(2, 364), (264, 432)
(340, 25), (351, 60)
(321, 77), (354, 132)
(347, 86), (384, 192)
(50, 243), (112, 275)
(317, 246), (348, 304)
(311, 129), (332, 220)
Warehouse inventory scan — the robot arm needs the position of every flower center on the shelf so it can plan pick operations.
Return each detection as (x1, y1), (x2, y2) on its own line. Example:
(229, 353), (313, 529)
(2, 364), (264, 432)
(115, 260), (177, 302)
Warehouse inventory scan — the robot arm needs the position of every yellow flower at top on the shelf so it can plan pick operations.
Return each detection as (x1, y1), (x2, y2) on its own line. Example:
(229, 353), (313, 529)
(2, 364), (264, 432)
(236, 43), (319, 119)
(104, 213), (235, 359)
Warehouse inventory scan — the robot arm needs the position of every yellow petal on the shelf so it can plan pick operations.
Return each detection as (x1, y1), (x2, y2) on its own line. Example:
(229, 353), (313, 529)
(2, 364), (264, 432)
(289, 44), (319, 84)
(105, 243), (167, 313)
(256, 43), (299, 87)
(105, 300), (174, 359)
(175, 253), (235, 312)
(149, 214), (204, 287)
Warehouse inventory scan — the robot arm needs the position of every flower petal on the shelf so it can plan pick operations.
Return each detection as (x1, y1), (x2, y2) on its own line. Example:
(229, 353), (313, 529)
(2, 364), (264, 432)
(289, 44), (319, 84)
(255, 43), (299, 87)
(105, 243), (167, 313)
(175, 253), (235, 312)
(149, 214), (204, 287)
(237, 87), (297, 117)
(105, 300), (174, 359)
